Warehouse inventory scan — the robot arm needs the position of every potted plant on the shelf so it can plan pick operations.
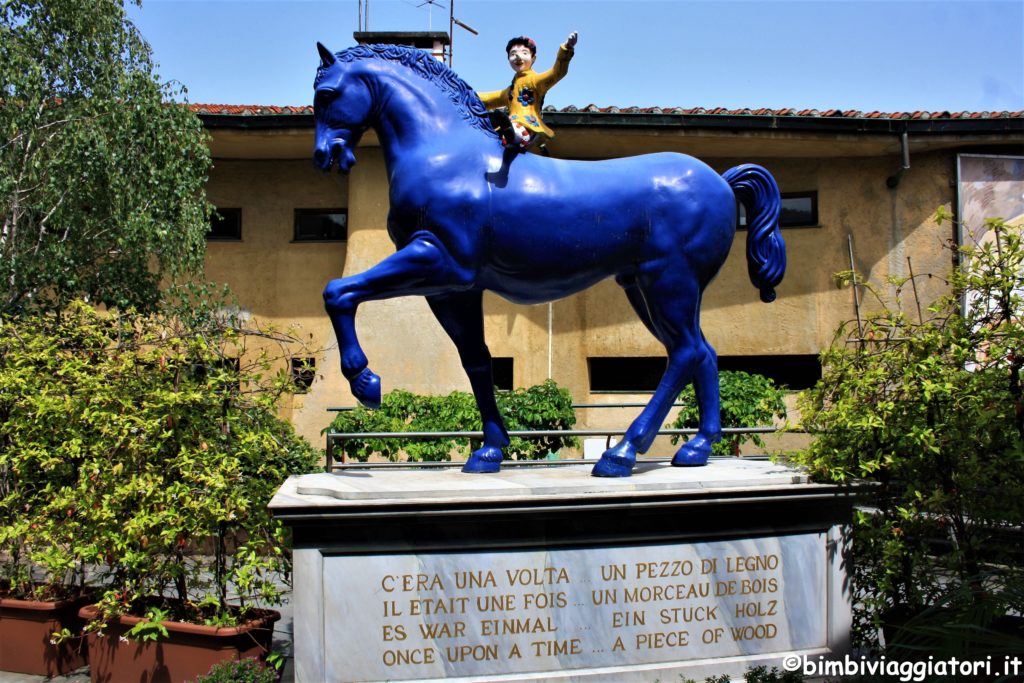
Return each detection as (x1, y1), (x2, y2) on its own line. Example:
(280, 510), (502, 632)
(0, 531), (92, 678)
(0, 584), (91, 677)
(0, 308), (102, 675)
(3, 300), (320, 681)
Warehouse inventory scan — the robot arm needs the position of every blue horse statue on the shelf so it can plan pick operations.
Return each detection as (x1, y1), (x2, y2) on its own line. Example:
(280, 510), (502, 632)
(313, 43), (786, 478)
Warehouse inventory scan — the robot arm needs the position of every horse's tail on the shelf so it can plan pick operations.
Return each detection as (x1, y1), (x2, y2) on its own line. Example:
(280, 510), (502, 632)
(723, 164), (786, 303)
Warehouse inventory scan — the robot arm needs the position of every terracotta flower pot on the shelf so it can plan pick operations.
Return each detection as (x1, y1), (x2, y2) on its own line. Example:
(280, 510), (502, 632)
(0, 594), (90, 676)
(78, 604), (280, 683)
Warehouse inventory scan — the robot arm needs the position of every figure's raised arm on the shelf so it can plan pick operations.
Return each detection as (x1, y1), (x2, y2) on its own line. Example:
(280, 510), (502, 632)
(538, 32), (577, 86)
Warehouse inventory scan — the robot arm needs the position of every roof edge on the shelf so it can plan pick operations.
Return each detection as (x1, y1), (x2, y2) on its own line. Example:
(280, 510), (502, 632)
(192, 104), (1024, 136)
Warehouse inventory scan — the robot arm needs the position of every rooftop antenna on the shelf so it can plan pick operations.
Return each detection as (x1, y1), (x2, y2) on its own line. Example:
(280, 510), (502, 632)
(417, 0), (444, 31)
(447, 0), (478, 66)
(358, 0), (369, 31)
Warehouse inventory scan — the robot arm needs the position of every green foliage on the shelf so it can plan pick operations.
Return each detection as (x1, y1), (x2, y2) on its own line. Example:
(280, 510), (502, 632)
(0, 301), (321, 624)
(884, 574), (1024, 660)
(126, 606), (171, 642)
(192, 657), (278, 683)
(676, 667), (802, 683)
(499, 379), (580, 458)
(327, 380), (578, 462)
(792, 215), (1024, 648)
(670, 371), (787, 456)
(741, 666), (801, 683)
(0, 0), (211, 315)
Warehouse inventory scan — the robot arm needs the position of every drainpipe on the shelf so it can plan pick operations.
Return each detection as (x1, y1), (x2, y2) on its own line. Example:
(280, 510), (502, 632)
(547, 302), (553, 380)
(886, 130), (911, 188)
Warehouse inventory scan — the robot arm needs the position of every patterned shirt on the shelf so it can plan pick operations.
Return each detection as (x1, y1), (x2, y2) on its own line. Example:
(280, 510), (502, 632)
(477, 44), (574, 140)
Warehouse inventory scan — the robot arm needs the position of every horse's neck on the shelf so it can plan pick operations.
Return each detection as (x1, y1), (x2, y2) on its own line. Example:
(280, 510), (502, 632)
(373, 71), (486, 171)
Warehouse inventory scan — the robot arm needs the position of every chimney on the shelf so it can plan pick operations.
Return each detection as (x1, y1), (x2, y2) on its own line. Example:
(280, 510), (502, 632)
(353, 31), (451, 62)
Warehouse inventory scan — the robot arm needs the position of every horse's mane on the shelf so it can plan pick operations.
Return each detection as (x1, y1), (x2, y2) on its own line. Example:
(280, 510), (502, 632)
(321, 44), (498, 138)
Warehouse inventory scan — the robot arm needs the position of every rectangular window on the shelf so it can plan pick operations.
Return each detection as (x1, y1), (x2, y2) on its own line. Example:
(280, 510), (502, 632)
(718, 355), (821, 390)
(291, 357), (316, 393)
(587, 355), (822, 392)
(492, 357), (513, 391)
(208, 208), (241, 241)
(738, 191), (818, 229)
(588, 357), (666, 393)
(294, 209), (347, 241)
(778, 192), (818, 227)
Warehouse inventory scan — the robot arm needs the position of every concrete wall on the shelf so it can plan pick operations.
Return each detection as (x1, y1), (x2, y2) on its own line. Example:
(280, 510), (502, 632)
(203, 158), (349, 440)
(202, 135), (962, 450)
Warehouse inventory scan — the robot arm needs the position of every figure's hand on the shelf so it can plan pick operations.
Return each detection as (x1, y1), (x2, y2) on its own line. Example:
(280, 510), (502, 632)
(566, 31), (578, 49)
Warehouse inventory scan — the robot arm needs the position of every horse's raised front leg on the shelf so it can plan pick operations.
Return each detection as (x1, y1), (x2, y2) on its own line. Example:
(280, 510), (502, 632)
(426, 292), (510, 473)
(323, 231), (471, 408)
(672, 338), (722, 466)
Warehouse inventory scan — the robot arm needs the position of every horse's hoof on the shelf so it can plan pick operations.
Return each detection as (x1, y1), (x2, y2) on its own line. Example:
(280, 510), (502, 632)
(592, 443), (636, 478)
(671, 440), (711, 467)
(350, 368), (381, 409)
(463, 446), (503, 473)
(591, 456), (634, 478)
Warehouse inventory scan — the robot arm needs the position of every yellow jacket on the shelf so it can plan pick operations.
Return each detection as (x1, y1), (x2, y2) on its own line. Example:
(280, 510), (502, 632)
(477, 44), (574, 139)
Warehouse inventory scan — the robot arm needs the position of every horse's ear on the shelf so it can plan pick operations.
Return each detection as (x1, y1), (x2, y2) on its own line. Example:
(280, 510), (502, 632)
(317, 42), (336, 68)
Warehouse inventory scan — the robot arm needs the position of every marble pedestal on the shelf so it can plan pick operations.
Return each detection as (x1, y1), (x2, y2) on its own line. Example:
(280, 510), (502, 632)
(269, 459), (857, 683)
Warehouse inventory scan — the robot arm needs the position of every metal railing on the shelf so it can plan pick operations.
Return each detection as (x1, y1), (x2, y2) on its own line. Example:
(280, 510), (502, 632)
(323, 403), (779, 471)
(325, 401), (694, 413)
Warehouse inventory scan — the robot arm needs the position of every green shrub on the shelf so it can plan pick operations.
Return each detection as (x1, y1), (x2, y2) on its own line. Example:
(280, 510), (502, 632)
(326, 380), (578, 462)
(791, 213), (1024, 649)
(677, 666), (802, 683)
(192, 657), (278, 683)
(883, 576), (1024, 659)
(0, 301), (321, 624)
(669, 371), (787, 456)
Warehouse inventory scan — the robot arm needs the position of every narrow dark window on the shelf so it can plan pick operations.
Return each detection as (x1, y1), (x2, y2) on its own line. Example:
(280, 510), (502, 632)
(738, 191), (819, 229)
(588, 357), (666, 393)
(778, 192), (818, 227)
(208, 208), (242, 240)
(587, 355), (822, 392)
(491, 357), (514, 391)
(294, 209), (347, 241)
(717, 355), (822, 390)
(291, 357), (316, 392)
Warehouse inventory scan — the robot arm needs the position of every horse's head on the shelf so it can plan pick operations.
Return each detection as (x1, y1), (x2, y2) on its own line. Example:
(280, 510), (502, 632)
(312, 43), (372, 174)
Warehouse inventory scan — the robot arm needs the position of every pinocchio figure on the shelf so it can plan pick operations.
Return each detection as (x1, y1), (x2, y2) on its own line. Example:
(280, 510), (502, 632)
(478, 32), (578, 151)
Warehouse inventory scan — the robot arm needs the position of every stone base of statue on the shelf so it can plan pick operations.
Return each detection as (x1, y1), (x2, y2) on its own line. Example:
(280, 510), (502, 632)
(269, 459), (856, 683)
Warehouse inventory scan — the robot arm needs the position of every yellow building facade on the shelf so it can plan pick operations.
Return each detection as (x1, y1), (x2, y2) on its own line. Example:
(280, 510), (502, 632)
(196, 103), (1024, 451)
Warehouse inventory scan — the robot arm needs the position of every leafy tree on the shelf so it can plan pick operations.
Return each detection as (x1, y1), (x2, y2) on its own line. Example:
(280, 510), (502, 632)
(0, 0), (210, 315)
(792, 212), (1024, 649)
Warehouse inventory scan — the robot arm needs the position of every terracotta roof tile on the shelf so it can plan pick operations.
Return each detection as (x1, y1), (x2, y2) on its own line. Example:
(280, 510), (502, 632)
(187, 103), (1024, 121)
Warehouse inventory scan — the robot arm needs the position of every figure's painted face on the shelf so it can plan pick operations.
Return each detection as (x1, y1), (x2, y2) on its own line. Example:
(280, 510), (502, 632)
(507, 45), (534, 73)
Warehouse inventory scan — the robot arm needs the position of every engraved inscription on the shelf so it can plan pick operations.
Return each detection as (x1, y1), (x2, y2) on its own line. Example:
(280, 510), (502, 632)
(324, 535), (828, 681)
